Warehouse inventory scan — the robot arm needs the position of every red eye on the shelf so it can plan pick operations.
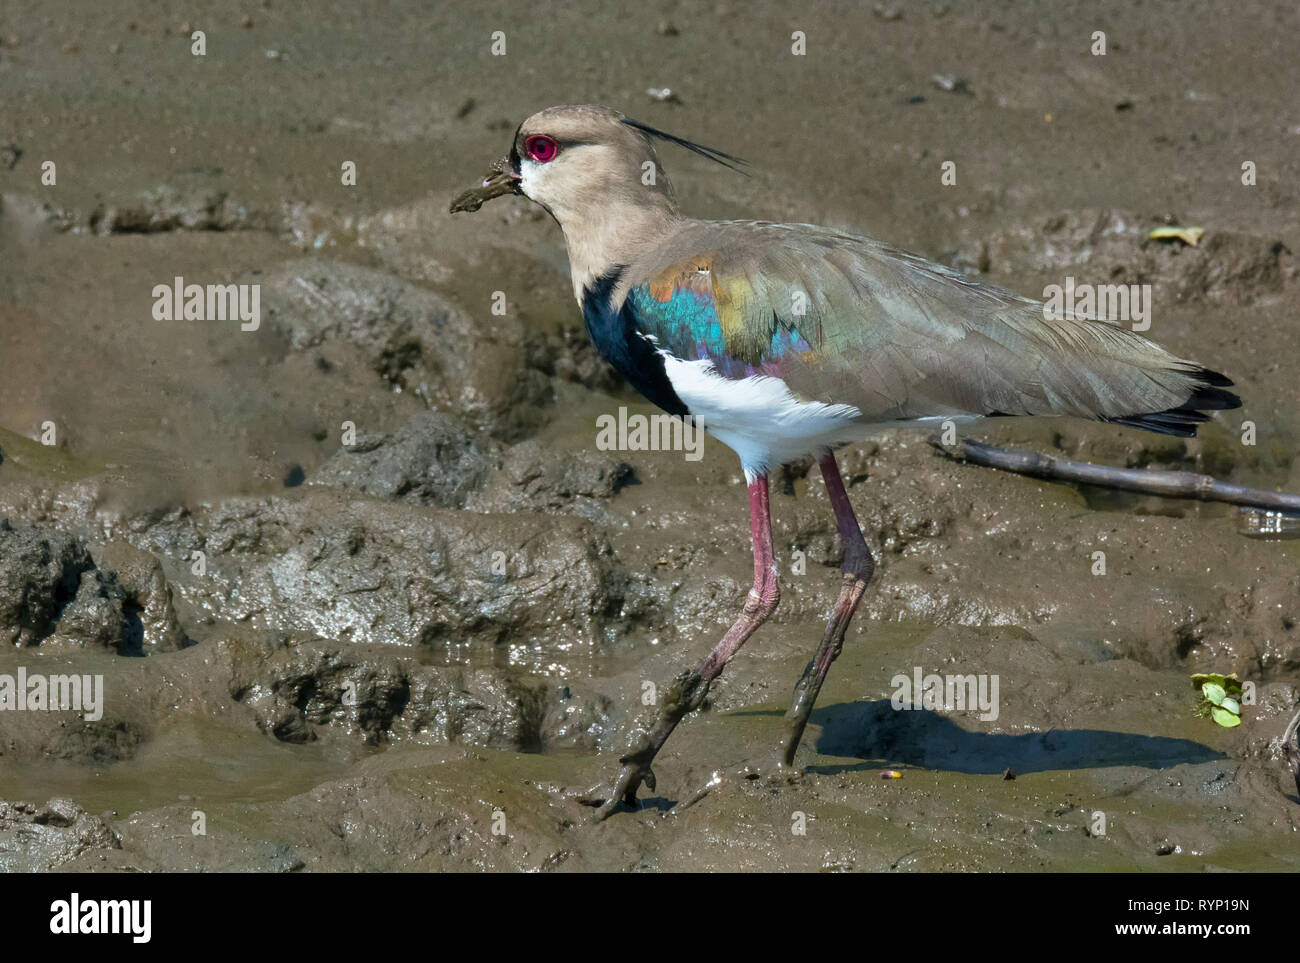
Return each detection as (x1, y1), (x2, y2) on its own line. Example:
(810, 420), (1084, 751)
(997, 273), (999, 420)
(524, 134), (559, 163)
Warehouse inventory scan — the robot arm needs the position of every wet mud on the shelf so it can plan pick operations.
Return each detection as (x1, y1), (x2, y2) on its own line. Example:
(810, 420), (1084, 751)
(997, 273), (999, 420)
(1, 0), (1298, 870)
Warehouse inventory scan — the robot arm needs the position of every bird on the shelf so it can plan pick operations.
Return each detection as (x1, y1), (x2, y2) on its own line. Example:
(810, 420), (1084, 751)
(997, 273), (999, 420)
(450, 104), (1241, 820)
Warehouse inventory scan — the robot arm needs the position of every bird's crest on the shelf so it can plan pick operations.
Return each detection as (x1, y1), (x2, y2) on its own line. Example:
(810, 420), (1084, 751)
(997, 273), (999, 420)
(619, 118), (750, 175)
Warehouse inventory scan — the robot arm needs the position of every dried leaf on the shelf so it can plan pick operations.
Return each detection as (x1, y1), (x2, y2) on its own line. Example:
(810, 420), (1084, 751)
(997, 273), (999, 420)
(1149, 226), (1205, 246)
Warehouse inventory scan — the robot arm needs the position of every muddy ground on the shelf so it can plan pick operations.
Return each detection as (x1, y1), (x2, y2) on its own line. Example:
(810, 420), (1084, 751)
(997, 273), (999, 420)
(1, 0), (1298, 871)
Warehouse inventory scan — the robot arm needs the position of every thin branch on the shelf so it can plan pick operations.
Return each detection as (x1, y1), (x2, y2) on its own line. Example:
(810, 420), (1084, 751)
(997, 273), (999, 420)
(930, 438), (1300, 515)
(1285, 710), (1300, 799)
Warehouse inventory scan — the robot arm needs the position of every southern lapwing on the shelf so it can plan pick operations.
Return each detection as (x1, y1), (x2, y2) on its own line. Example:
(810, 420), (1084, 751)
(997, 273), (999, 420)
(451, 104), (1241, 820)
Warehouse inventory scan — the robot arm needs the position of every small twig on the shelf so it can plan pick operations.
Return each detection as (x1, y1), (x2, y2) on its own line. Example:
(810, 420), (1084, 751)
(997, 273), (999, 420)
(1284, 708), (1300, 799)
(930, 438), (1300, 514)
(1285, 708), (1300, 747)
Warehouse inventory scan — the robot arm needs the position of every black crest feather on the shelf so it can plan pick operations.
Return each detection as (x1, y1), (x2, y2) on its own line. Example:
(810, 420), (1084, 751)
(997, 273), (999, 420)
(620, 118), (750, 175)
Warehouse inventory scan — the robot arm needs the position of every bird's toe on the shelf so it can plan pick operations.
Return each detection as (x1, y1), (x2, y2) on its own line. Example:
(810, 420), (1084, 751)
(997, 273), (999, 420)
(591, 760), (656, 822)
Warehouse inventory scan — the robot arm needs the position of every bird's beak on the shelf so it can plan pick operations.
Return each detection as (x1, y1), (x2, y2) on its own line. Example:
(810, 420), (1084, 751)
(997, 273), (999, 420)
(449, 156), (521, 213)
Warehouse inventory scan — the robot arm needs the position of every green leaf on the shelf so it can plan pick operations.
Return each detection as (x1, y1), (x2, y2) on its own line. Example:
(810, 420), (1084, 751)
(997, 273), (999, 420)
(1202, 683), (1227, 706)
(1221, 697), (1240, 715)
(1211, 707), (1241, 728)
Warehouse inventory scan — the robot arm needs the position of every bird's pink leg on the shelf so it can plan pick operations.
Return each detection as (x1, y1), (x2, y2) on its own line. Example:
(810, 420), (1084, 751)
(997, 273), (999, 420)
(777, 451), (875, 766)
(595, 473), (780, 820)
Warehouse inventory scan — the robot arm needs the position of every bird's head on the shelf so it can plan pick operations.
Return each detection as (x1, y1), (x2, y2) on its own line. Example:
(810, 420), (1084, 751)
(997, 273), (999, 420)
(450, 104), (746, 230)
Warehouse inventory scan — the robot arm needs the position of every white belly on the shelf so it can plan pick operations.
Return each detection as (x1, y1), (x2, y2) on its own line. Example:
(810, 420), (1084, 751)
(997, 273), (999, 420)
(661, 355), (866, 478)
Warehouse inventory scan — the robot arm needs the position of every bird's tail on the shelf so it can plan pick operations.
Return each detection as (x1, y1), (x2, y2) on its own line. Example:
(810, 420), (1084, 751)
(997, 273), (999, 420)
(1103, 364), (1241, 438)
(989, 304), (1245, 438)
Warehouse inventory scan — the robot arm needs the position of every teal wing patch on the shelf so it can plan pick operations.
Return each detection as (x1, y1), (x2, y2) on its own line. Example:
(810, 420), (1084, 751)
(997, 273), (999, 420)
(625, 259), (815, 379)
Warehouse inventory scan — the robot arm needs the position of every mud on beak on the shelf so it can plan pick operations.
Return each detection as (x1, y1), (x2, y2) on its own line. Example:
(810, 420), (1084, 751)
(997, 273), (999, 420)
(449, 158), (521, 213)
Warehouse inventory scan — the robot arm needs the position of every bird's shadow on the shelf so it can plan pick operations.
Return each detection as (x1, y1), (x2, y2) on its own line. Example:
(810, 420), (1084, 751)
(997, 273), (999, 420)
(761, 699), (1222, 775)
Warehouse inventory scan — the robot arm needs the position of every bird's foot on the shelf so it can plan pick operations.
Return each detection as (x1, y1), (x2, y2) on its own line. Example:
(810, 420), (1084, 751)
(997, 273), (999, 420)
(592, 753), (657, 822)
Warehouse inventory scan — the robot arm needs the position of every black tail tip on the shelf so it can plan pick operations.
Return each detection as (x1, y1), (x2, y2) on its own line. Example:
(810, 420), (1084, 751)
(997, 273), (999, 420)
(1189, 365), (1237, 390)
(1186, 365), (1242, 411)
(1105, 367), (1242, 437)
